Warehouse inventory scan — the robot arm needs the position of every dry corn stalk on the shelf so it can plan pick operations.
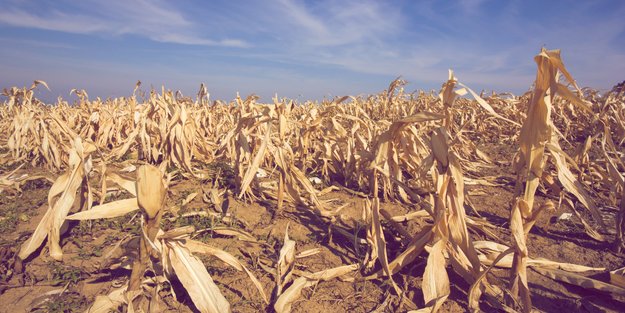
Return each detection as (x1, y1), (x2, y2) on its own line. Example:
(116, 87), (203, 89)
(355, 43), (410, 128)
(128, 164), (166, 293)
(17, 137), (95, 262)
(508, 48), (596, 312)
(365, 125), (489, 312)
(67, 164), (269, 312)
(274, 224), (296, 302)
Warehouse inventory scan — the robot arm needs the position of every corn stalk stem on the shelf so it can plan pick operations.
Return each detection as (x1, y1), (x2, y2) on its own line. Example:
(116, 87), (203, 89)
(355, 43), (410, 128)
(128, 213), (161, 292)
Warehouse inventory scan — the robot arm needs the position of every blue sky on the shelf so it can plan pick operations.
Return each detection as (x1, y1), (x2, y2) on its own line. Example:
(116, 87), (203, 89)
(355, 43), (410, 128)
(0, 0), (624, 102)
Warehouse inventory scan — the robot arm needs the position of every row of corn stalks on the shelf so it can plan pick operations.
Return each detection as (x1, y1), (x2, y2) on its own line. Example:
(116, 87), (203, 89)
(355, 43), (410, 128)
(1, 48), (625, 312)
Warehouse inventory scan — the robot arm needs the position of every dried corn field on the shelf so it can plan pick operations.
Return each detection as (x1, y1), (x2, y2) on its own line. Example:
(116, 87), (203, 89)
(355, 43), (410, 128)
(1, 49), (625, 312)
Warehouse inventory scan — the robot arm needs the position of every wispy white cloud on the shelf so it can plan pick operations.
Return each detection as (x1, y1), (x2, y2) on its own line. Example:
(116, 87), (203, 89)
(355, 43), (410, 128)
(150, 33), (248, 48)
(0, 0), (249, 47)
(269, 0), (401, 46)
(0, 9), (107, 33)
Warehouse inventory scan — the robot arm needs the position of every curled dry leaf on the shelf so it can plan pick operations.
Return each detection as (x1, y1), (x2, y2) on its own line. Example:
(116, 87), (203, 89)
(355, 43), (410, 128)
(163, 240), (231, 313)
(136, 164), (166, 219)
(274, 264), (358, 313)
(66, 198), (139, 220)
(533, 267), (625, 296)
(186, 239), (269, 304)
(422, 240), (450, 312)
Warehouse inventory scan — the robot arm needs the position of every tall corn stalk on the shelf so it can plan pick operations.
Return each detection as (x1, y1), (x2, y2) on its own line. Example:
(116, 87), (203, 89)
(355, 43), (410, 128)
(508, 48), (598, 312)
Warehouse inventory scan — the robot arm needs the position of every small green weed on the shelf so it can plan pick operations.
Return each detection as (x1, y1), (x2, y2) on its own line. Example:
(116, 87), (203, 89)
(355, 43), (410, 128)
(47, 262), (84, 286)
(205, 161), (236, 189)
(77, 245), (103, 260)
